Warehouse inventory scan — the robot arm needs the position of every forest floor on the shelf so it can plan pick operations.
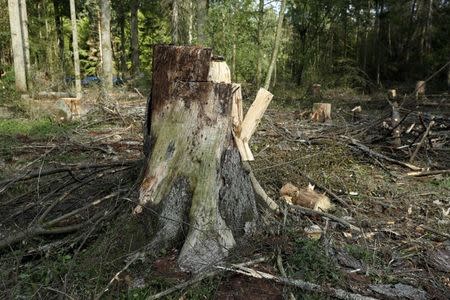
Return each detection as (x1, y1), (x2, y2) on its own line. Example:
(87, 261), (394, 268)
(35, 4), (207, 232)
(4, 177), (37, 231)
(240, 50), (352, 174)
(0, 86), (449, 299)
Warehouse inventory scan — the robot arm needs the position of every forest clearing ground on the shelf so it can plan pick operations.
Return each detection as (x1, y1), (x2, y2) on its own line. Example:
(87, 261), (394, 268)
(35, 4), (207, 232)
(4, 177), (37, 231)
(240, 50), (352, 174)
(0, 88), (449, 299)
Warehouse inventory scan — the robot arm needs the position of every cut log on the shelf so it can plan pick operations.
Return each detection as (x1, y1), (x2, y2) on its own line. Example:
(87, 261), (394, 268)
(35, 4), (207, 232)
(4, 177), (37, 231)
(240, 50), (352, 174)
(135, 45), (259, 273)
(416, 81), (426, 99)
(311, 103), (331, 122)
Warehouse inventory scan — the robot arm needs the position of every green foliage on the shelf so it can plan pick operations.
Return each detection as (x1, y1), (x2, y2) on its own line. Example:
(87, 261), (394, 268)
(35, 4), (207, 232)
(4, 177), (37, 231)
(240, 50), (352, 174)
(0, 118), (72, 138)
(288, 238), (341, 284)
(0, 68), (21, 106)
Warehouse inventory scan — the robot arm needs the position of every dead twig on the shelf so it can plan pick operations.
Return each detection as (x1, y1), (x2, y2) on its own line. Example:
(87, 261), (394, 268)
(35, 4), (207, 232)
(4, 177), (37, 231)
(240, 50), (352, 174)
(217, 265), (377, 300)
(0, 160), (138, 188)
(290, 204), (361, 232)
(147, 257), (269, 300)
(419, 225), (450, 239)
(406, 169), (450, 177)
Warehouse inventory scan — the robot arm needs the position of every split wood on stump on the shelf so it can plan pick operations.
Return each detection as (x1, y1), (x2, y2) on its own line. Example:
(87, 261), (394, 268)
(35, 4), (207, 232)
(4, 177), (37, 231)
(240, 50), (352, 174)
(135, 45), (259, 273)
(311, 103), (331, 122)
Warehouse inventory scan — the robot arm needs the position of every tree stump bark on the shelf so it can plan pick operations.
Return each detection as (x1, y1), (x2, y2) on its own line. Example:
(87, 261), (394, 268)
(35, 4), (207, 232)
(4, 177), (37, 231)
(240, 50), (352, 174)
(135, 45), (259, 273)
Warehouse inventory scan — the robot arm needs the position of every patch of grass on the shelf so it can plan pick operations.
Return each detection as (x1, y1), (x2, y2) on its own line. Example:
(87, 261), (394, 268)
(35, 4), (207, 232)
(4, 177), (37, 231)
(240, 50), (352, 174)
(0, 118), (74, 138)
(345, 244), (378, 265)
(287, 238), (341, 285)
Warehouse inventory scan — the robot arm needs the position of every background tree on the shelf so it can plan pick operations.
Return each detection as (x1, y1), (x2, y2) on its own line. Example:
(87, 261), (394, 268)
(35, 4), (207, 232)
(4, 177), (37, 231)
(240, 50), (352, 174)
(99, 0), (113, 89)
(7, 0), (27, 92)
(69, 0), (81, 98)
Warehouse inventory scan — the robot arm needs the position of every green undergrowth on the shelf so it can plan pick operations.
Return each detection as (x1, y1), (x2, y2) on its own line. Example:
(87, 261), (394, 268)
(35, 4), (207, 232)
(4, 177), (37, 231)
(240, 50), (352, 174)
(287, 238), (341, 285)
(0, 118), (75, 137)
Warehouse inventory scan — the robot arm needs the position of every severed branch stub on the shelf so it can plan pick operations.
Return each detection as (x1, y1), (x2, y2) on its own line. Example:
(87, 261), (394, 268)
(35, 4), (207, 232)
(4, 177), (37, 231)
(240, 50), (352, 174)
(134, 45), (261, 273)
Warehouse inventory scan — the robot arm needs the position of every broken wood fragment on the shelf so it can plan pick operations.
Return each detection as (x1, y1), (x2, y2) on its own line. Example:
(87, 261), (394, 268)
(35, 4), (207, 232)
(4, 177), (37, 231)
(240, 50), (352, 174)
(240, 88), (273, 142)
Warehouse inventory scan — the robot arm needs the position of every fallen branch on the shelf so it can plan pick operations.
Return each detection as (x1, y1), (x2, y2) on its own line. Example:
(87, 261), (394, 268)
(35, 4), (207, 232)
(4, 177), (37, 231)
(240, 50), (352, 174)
(147, 257), (269, 300)
(290, 204), (361, 232)
(217, 265), (377, 300)
(342, 136), (421, 171)
(0, 160), (138, 188)
(409, 120), (435, 163)
(243, 162), (280, 213)
(406, 169), (450, 177)
(419, 225), (450, 239)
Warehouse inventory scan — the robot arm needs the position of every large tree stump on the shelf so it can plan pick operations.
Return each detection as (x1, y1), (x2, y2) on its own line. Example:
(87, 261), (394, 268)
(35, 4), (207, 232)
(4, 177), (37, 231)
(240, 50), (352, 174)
(135, 45), (259, 272)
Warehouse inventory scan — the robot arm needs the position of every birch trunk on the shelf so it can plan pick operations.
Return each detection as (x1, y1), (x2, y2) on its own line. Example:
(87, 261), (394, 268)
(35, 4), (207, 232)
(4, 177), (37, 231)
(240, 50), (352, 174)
(130, 0), (140, 76)
(100, 0), (113, 90)
(8, 0), (27, 92)
(256, 0), (264, 87)
(69, 0), (81, 98)
(197, 0), (207, 45)
(264, 0), (286, 90)
(171, 0), (179, 44)
(19, 0), (31, 87)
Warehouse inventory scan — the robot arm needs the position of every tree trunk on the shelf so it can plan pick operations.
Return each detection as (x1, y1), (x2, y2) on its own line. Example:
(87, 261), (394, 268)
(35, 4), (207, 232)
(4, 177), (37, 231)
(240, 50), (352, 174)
(171, 0), (179, 44)
(19, 0), (31, 87)
(53, 0), (64, 71)
(188, 0), (193, 44)
(69, 0), (82, 98)
(118, 13), (127, 77)
(264, 0), (286, 90)
(135, 45), (259, 272)
(8, 0), (27, 92)
(197, 0), (208, 45)
(256, 0), (264, 87)
(130, 0), (140, 76)
(99, 0), (113, 89)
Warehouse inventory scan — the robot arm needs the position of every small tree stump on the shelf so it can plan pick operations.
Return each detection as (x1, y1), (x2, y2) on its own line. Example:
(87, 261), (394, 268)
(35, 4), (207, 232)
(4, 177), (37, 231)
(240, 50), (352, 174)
(416, 81), (426, 99)
(135, 45), (259, 273)
(387, 89), (397, 100)
(391, 101), (402, 147)
(311, 103), (331, 122)
(311, 84), (321, 98)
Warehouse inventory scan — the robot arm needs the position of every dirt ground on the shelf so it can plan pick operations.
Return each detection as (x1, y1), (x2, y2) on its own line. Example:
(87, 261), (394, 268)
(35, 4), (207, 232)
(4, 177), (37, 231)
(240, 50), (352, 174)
(0, 88), (449, 299)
